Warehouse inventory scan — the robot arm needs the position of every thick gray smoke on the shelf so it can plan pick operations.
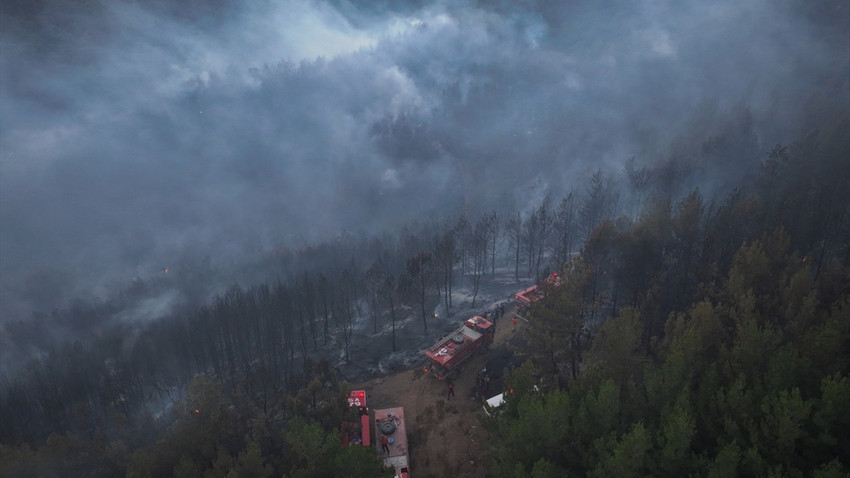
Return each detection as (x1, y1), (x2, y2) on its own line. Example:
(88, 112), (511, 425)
(1, 0), (847, 320)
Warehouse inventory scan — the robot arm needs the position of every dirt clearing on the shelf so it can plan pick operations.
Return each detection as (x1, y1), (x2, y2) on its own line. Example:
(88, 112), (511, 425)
(354, 305), (525, 478)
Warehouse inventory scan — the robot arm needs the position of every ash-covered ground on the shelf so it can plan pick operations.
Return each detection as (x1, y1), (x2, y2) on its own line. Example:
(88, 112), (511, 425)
(333, 267), (534, 383)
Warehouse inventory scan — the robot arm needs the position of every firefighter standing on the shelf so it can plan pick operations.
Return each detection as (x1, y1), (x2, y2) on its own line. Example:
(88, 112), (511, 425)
(447, 381), (455, 400)
(380, 434), (389, 455)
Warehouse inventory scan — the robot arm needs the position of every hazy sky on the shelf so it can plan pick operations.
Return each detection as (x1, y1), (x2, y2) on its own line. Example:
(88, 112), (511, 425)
(1, 0), (847, 320)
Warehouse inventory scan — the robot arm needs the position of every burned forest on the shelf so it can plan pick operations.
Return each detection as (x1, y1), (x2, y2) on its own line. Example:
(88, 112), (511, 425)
(1, 0), (848, 476)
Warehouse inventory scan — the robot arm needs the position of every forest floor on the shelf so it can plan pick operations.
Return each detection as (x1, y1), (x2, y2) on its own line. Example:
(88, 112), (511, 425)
(353, 282), (528, 478)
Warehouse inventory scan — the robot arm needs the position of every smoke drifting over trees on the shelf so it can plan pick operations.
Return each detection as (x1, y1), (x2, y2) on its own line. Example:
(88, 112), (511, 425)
(2, 0), (847, 322)
(0, 2), (848, 475)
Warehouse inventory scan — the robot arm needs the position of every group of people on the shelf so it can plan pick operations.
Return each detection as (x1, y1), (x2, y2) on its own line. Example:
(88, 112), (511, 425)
(446, 366), (494, 401)
(492, 302), (518, 331)
(486, 302), (508, 323)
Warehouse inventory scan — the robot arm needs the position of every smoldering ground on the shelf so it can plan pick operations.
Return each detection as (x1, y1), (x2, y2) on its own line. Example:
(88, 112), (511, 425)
(1, 0), (847, 324)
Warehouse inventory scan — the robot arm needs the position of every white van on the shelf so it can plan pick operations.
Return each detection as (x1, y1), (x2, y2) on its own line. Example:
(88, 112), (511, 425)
(482, 392), (505, 417)
(482, 385), (540, 417)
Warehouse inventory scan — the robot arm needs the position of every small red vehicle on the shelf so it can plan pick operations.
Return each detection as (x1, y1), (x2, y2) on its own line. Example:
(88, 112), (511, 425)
(342, 390), (371, 448)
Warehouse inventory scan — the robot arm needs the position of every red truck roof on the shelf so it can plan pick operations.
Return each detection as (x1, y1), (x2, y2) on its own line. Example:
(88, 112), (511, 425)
(514, 284), (543, 306)
(348, 390), (367, 409)
(374, 407), (409, 478)
(344, 390), (370, 447)
(514, 273), (561, 306)
(424, 316), (494, 371)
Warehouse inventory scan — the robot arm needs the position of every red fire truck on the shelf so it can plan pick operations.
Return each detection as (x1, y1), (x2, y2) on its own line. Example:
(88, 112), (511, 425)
(513, 273), (560, 320)
(374, 406), (410, 478)
(423, 316), (494, 380)
(342, 390), (371, 448)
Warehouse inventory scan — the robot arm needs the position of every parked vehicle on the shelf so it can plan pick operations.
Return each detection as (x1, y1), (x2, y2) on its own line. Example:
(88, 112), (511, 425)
(342, 390), (371, 448)
(482, 391), (506, 417)
(513, 273), (561, 320)
(374, 406), (410, 478)
(423, 316), (494, 380)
